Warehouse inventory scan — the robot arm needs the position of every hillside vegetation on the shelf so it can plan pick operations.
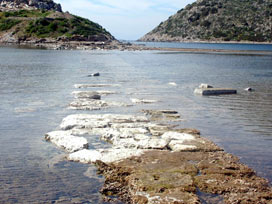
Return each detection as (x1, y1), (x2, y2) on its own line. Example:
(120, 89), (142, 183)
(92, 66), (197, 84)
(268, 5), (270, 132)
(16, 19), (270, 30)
(140, 0), (272, 43)
(0, 9), (114, 43)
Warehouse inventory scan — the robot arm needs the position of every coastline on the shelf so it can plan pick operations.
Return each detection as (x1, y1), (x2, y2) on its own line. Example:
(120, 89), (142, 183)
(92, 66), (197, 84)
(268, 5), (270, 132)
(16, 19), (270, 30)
(1, 40), (272, 56)
(137, 39), (272, 45)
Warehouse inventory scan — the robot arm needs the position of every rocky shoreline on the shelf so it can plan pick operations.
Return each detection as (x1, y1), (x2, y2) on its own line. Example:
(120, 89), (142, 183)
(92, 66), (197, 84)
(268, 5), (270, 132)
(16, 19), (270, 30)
(1, 40), (272, 56)
(44, 79), (272, 203)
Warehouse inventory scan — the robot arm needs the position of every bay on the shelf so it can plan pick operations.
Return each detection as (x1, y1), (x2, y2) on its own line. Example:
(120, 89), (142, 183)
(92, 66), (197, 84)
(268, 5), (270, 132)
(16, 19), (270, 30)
(0, 45), (271, 203)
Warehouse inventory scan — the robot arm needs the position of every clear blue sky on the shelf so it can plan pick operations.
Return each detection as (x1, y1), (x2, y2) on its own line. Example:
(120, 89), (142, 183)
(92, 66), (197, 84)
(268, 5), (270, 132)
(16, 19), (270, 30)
(55, 0), (195, 40)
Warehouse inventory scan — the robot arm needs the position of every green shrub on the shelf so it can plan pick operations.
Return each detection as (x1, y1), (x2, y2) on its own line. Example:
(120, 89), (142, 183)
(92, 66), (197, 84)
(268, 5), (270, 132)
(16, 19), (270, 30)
(0, 19), (21, 31)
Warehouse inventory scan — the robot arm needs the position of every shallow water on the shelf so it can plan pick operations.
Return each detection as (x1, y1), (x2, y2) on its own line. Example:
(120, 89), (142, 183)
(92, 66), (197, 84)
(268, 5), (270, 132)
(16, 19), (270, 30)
(0, 46), (271, 203)
(133, 41), (272, 51)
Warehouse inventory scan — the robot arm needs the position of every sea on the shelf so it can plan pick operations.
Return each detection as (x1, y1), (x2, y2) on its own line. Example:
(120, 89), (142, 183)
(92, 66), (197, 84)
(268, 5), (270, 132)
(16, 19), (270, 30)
(0, 42), (271, 203)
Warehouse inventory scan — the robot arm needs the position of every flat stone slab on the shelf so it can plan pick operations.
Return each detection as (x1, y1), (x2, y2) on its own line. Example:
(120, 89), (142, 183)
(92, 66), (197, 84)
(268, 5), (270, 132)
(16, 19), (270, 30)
(45, 131), (88, 153)
(69, 99), (129, 110)
(68, 148), (146, 164)
(60, 114), (150, 130)
(194, 88), (237, 95)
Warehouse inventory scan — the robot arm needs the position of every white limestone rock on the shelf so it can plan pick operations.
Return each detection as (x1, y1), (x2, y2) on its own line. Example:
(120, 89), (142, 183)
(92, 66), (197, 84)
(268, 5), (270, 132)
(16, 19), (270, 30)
(68, 148), (146, 164)
(45, 131), (88, 153)
(100, 128), (149, 143)
(168, 82), (177, 86)
(130, 98), (158, 104)
(68, 149), (102, 163)
(113, 137), (168, 150)
(199, 83), (213, 89)
(60, 114), (110, 130)
(68, 99), (130, 110)
(60, 114), (149, 130)
(161, 132), (196, 143)
(168, 140), (197, 152)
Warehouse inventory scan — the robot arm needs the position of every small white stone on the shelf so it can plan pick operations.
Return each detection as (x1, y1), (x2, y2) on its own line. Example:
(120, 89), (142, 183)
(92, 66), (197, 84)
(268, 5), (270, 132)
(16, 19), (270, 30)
(168, 82), (177, 86)
(199, 83), (213, 89)
(130, 98), (158, 104)
(168, 141), (197, 152)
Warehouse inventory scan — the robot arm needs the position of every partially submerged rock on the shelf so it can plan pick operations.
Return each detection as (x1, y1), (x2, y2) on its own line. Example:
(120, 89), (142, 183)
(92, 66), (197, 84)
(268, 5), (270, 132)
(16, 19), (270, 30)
(72, 91), (101, 100)
(199, 83), (213, 89)
(45, 131), (88, 153)
(69, 99), (129, 110)
(142, 109), (181, 121)
(194, 87), (237, 96)
(245, 87), (254, 92)
(68, 148), (146, 164)
(168, 82), (177, 86)
(60, 114), (150, 130)
(87, 73), (100, 77)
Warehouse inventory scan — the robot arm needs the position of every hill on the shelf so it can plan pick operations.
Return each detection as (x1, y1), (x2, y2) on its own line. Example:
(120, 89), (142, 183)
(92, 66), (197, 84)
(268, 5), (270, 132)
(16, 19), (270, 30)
(140, 0), (272, 43)
(0, 0), (114, 45)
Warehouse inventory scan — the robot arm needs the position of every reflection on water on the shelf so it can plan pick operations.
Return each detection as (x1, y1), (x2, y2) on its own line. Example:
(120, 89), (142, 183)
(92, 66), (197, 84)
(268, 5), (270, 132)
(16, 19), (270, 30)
(0, 47), (271, 203)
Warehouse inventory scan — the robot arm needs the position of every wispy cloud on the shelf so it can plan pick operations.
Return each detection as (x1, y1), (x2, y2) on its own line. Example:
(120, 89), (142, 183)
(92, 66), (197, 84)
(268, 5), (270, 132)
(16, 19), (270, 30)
(55, 0), (195, 40)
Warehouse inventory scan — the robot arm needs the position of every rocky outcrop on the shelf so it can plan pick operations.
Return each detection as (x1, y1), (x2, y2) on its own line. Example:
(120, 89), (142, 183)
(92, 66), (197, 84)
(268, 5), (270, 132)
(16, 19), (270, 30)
(0, 0), (62, 12)
(140, 0), (272, 43)
(44, 77), (272, 203)
(97, 151), (272, 204)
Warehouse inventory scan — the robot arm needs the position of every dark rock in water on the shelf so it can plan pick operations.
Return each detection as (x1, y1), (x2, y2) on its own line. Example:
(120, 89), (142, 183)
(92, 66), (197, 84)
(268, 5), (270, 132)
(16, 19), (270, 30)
(72, 91), (101, 100)
(88, 73), (100, 77)
(245, 87), (254, 92)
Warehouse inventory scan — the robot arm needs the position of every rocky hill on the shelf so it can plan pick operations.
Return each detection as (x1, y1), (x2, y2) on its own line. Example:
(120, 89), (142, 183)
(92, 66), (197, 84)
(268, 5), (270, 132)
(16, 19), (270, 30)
(0, 0), (62, 12)
(0, 0), (114, 45)
(140, 0), (272, 43)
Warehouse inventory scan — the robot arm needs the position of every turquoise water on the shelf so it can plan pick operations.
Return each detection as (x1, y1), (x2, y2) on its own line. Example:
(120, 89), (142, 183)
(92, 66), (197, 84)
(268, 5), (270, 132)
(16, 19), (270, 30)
(0, 46), (271, 203)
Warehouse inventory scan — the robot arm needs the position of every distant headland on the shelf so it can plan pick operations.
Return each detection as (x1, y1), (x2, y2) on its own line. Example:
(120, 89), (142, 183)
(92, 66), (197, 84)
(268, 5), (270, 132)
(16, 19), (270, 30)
(140, 0), (272, 43)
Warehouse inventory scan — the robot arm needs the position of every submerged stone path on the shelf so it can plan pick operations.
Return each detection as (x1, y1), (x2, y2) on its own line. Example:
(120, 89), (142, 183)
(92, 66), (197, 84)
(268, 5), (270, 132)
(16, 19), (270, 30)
(45, 81), (272, 204)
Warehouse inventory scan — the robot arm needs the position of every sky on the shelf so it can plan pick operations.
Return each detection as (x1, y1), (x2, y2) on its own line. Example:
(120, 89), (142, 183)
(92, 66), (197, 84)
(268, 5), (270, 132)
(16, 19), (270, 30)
(54, 0), (195, 40)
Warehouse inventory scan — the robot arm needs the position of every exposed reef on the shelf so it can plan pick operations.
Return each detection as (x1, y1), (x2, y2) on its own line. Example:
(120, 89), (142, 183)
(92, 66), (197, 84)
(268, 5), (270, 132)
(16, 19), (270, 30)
(44, 77), (272, 204)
